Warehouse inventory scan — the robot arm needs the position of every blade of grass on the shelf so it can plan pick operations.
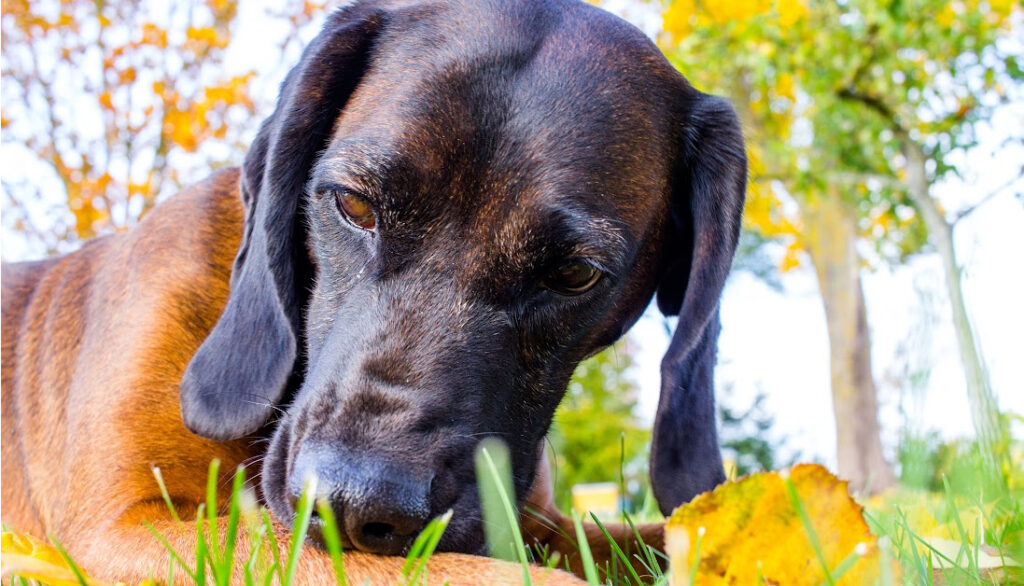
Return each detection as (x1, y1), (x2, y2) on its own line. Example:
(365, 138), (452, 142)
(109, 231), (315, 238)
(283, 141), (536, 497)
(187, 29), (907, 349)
(262, 509), (285, 586)
(151, 466), (181, 523)
(687, 527), (705, 586)
(974, 515), (982, 584)
(942, 476), (980, 578)
(783, 477), (834, 586)
(315, 499), (349, 586)
(896, 508), (984, 583)
(894, 508), (932, 586)
(624, 512), (663, 579)
(878, 536), (895, 586)
(144, 520), (199, 582)
(475, 439), (518, 562)
(48, 535), (90, 586)
(590, 513), (643, 585)
(403, 510), (453, 586)
(196, 504), (208, 585)
(571, 510), (600, 585)
(616, 432), (627, 582)
(283, 475), (318, 586)
(262, 563), (279, 586)
(215, 465), (246, 585)
(828, 542), (866, 582)
(475, 438), (533, 586)
(206, 459), (222, 564)
(243, 528), (264, 586)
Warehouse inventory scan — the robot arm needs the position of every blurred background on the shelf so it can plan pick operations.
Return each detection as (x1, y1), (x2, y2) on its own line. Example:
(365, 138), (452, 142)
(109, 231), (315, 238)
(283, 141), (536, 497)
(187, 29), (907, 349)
(2, 0), (1022, 516)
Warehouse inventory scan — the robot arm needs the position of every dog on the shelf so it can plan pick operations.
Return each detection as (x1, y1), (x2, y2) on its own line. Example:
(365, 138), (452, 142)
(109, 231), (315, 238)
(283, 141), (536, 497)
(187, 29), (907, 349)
(1, 0), (745, 583)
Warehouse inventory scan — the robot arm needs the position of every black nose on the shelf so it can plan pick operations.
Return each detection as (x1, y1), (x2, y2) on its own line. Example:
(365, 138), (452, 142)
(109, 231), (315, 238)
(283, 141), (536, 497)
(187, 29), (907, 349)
(289, 447), (432, 555)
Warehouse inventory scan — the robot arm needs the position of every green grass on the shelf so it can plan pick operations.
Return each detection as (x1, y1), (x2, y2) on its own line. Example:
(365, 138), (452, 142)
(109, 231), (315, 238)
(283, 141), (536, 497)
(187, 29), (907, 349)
(863, 427), (1024, 586)
(4, 435), (1022, 585)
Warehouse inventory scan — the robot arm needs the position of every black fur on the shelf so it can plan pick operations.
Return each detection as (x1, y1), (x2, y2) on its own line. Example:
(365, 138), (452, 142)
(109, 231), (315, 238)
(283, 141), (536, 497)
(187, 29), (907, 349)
(180, 0), (746, 552)
(652, 95), (747, 514)
(180, 6), (384, 440)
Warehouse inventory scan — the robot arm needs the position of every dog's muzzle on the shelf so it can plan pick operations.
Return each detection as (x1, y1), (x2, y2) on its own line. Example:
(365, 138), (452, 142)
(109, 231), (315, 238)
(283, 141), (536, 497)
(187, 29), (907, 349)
(289, 443), (434, 555)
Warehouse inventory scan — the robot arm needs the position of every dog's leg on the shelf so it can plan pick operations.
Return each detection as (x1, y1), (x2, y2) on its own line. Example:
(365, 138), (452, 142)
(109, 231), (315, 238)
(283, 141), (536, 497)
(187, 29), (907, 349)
(73, 503), (582, 585)
(522, 450), (665, 580)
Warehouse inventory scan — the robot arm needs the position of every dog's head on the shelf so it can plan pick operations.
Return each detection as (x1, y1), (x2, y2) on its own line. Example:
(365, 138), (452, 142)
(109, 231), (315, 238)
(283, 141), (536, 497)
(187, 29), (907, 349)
(180, 0), (745, 555)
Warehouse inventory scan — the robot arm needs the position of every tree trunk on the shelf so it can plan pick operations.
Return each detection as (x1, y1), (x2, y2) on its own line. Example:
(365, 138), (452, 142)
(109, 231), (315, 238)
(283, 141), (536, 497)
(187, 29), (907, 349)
(901, 140), (1003, 454)
(804, 188), (895, 494)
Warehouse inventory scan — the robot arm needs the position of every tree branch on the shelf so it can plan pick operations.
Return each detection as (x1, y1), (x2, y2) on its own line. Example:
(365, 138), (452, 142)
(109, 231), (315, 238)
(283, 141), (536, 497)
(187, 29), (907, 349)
(836, 86), (911, 139)
(953, 172), (1024, 225)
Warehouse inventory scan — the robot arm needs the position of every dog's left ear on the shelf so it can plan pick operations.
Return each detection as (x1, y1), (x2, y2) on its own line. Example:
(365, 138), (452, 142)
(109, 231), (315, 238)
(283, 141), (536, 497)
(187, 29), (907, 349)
(650, 92), (746, 515)
(180, 5), (386, 441)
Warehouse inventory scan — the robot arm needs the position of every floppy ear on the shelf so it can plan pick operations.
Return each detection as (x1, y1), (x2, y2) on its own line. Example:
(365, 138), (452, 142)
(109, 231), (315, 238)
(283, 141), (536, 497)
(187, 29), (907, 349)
(649, 93), (746, 515)
(180, 6), (385, 441)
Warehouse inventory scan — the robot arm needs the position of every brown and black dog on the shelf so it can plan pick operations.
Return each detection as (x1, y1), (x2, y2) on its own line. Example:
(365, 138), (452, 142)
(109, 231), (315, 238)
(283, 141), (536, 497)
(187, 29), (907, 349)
(1, 0), (745, 583)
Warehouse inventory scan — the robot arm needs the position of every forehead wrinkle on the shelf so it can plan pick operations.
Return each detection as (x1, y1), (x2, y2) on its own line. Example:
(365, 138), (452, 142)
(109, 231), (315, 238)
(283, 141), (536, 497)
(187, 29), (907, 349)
(483, 196), (631, 278)
(313, 138), (402, 190)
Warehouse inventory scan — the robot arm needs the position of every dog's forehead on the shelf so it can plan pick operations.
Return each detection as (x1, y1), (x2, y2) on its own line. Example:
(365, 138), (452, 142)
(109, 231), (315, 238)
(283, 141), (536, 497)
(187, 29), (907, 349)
(330, 0), (680, 208)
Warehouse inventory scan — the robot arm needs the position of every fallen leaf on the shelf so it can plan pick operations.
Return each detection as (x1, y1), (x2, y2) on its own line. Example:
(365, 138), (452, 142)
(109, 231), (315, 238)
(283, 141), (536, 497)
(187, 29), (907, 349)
(0, 526), (150, 586)
(666, 463), (889, 585)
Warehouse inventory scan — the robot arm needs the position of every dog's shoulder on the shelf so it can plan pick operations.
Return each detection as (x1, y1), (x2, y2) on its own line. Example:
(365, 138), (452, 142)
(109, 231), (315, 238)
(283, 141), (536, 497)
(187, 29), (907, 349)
(128, 167), (244, 273)
(1, 167), (245, 374)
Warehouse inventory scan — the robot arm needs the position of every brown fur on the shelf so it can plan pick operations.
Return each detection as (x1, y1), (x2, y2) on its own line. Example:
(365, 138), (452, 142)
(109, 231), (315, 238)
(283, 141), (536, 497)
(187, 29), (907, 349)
(1, 168), (660, 584)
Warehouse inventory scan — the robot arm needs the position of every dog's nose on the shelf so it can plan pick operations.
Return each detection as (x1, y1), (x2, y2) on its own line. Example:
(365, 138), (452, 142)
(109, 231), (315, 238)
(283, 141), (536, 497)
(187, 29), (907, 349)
(289, 447), (431, 555)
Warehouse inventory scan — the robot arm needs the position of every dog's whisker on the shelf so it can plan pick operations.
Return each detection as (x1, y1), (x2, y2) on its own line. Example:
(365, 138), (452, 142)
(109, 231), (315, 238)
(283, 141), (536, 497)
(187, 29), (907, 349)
(242, 398), (287, 417)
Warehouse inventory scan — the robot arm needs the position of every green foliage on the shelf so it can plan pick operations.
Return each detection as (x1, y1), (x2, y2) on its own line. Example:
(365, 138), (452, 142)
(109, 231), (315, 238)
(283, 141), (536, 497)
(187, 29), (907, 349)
(718, 386), (798, 477)
(901, 414), (1024, 497)
(661, 0), (1022, 267)
(897, 429), (945, 492)
(549, 342), (651, 511)
(874, 413), (1024, 583)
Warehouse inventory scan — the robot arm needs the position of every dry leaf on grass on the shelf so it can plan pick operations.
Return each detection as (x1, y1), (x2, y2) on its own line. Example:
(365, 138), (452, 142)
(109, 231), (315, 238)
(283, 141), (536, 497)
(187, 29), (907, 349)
(665, 463), (889, 585)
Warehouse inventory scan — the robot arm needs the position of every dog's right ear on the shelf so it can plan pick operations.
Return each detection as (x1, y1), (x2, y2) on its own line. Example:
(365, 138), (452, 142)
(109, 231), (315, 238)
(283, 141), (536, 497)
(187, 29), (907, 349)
(180, 6), (386, 441)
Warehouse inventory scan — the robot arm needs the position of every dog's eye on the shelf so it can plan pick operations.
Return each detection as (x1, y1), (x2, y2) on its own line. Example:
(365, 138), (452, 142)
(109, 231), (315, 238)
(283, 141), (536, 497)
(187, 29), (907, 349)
(335, 190), (377, 231)
(542, 260), (602, 295)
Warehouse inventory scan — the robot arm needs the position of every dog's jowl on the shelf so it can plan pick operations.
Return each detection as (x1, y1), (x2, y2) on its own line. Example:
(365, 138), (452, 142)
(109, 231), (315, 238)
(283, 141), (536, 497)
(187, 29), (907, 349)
(1, 0), (745, 582)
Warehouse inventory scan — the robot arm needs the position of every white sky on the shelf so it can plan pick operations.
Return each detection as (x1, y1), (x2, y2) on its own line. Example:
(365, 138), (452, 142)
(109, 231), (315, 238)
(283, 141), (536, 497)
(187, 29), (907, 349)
(2, 2), (1022, 469)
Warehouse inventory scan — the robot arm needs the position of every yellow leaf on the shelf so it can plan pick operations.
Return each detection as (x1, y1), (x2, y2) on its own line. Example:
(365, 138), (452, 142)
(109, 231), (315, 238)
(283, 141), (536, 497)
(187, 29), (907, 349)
(775, 0), (807, 27)
(936, 3), (956, 28)
(779, 238), (803, 272)
(663, 0), (697, 39)
(665, 464), (892, 585)
(98, 90), (114, 111)
(186, 25), (217, 44)
(775, 72), (795, 100)
(0, 527), (123, 586)
(186, 25), (229, 50)
(988, 0), (1016, 19)
(702, 0), (772, 26)
(140, 22), (168, 48)
(164, 109), (201, 152)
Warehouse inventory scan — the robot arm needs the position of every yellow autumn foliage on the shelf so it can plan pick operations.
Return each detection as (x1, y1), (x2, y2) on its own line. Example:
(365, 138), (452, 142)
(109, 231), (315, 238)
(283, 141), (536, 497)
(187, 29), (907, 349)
(665, 464), (888, 585)
(663, 0), (807, 38)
